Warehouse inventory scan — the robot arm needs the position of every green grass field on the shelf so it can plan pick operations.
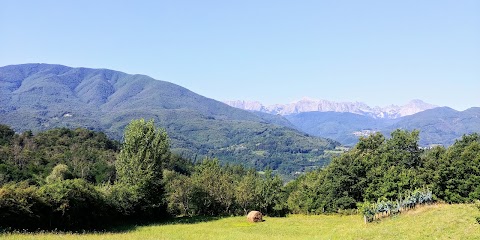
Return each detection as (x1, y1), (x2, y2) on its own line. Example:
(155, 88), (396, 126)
(3, 204), (479, 240)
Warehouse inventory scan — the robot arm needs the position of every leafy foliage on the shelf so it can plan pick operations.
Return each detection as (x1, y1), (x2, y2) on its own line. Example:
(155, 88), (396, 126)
(0, 126), (119, 185)
(431, 133), (480, 203)
(0, 182), (48, 230)
(45, 164), (72, 183)
(38, 179), (110, 229)
(164, 158), (286, 217)
(0, 179), (111, 230)
(114, 119), (170, 218)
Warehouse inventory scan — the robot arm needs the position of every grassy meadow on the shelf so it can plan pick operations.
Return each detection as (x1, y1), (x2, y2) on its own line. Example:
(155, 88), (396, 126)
(3, 204), (479, 240)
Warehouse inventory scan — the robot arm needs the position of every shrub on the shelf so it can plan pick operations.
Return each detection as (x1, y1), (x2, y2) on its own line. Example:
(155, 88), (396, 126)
(104, 182), (141, 217)
(0, 182), (49, 230)
(39, 179), (110, 229)
(45, 164), (73, 183)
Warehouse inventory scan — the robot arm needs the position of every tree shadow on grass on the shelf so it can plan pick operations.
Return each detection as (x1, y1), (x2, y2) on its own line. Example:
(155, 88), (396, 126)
(162, 215), (223, 225)
(100, 215), (224, 233)
(1, 216), (225, 235)
(0, 216), (224, 236)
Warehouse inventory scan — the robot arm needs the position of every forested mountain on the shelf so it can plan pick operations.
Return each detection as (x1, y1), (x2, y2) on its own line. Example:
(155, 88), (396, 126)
(385, 107), (480, 145)
(283, 107), (480, 146)
(0, 64), (338, 175)
(284, 112), (396, 145)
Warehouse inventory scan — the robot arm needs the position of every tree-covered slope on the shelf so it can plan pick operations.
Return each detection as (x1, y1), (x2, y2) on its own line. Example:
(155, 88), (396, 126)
(0, 64), (338, 174)
(0, 126), (120, 185)
(285, 111), (395, 146)
(284, 107), (480, 146)
(385, 107), (480, 146)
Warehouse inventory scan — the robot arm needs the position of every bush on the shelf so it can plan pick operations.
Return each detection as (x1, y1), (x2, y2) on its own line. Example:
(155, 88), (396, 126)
(45, 164), (73, 183)
(0, 182), (49, 230)
(39, 179), (110, 229)
(104, 182), (141, 217)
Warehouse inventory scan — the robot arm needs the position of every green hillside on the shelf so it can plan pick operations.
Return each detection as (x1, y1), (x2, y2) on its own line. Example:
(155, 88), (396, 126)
(0, 64), (338, 174)
(386, 107), (480, 145)
(285, 111), (395, 146)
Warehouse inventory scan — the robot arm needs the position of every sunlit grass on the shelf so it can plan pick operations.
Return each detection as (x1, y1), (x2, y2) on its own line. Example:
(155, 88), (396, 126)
(3, 204), (479, 240)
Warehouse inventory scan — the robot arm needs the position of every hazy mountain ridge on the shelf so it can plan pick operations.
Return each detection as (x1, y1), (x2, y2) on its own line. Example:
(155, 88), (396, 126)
(225, 98), (438, 119)
(284, 112), (394, 146)
(387, 107), (480, 146)
(0, 63), (339, 175)
(285, 107), (480, 146)
(224, 98), (479, 147)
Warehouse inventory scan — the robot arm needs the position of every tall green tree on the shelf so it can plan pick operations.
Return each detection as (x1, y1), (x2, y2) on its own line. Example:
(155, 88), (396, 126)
(364, 130), (423, 201)
(257, 169), (285, 216)
(191, 158), (236, 215)
(0, 124), (15, 146)
(434, 134), (480, 203)
(235, 169), (260, 215)
(163, 170), (197, 216)
(115, 119), (170, 217)
(287, 170), (324, 214)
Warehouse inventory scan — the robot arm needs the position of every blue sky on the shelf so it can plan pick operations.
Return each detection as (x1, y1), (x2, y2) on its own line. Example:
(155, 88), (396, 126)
(1, 0), (479, 110)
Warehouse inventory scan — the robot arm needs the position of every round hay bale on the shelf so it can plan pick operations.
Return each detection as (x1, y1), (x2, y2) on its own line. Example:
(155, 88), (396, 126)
(247, 211), (263, 223)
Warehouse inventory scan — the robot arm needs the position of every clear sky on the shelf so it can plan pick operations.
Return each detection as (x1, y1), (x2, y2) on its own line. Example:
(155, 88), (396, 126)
(1, 0), (479, 110)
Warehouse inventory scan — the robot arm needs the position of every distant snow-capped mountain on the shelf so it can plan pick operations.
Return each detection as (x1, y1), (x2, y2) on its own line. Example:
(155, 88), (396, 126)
(224, 98), (438, 119)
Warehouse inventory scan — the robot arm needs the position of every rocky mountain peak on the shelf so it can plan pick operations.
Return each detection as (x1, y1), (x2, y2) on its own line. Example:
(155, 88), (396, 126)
(224, 98), (438, 119)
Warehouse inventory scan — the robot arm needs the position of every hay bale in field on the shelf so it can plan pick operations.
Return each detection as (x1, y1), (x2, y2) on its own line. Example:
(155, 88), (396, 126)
(247, 211), (263, 223)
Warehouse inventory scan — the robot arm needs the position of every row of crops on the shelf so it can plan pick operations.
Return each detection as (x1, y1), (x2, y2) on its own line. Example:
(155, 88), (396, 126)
(360, 189), (433, 223)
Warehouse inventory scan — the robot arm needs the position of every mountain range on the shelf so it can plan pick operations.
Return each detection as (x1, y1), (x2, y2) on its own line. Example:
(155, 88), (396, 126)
(226, 99), (480, 146)
(0, 64), (338, 176)
(1, 63), (479, 173)
(224, 98), (438, 119)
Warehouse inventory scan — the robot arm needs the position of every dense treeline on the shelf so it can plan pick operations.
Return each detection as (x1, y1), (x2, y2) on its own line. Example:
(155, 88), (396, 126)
(286, 130), (480, 214)
(164, 159), (286, 217)
(0, 121), (156, 230)
(1, 121), (480, 230)
(0, 121), (285, 230)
